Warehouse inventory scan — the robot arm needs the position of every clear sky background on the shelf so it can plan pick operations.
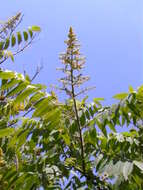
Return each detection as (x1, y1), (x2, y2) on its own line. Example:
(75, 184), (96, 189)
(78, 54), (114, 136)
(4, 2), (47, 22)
(1, 0), (143, 104)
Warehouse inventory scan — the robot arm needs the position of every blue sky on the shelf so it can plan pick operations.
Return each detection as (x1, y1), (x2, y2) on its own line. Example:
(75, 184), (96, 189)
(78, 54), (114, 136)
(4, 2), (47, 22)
(1, 0), (143, 104)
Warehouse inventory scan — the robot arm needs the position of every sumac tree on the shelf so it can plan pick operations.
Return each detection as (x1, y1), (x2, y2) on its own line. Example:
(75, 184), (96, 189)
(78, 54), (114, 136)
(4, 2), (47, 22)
(0, 13), (143, 190)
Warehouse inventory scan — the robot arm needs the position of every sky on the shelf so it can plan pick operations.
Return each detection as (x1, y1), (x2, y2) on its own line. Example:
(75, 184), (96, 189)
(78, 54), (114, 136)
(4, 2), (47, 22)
(1, 0), (143, 104)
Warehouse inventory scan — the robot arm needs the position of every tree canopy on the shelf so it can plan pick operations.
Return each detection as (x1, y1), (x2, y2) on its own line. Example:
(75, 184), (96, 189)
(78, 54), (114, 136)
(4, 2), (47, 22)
(0, 13), (143, 190)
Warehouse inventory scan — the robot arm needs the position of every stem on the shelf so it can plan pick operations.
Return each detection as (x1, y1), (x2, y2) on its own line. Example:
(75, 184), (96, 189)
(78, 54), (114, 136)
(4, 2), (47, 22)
(70, 54), (86, 175)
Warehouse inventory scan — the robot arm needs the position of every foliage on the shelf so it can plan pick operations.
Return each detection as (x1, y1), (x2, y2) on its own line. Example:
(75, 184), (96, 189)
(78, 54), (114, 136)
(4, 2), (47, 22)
(0, 14), (143, 190)
(0, 12), (40, 64)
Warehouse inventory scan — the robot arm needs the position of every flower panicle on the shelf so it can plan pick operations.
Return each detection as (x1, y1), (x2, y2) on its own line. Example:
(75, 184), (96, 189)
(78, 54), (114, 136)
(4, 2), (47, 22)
(57, 27), (95, 98)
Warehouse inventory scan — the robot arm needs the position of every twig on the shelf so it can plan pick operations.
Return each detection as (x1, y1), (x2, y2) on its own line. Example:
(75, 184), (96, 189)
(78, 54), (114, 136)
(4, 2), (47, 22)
(75, 86), (96, 97)
(30, 63), (43, 82)
(22, 107), (34, 117)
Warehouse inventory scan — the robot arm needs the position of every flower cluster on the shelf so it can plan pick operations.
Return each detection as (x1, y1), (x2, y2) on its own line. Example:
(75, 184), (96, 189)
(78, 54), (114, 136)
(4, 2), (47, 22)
(58, 27), (91, 98)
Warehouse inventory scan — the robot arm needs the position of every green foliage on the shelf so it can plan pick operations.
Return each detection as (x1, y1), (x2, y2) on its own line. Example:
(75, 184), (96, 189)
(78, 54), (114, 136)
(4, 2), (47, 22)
(0, 12), (40, 64)
(0, 14), (143, 190)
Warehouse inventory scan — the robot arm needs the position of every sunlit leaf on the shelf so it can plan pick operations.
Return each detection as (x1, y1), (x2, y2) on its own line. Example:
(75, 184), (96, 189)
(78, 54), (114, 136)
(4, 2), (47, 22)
(30, 25), (41, 32)
(0, 128), (14, 138)
(23, 31), (28, 41)
(133, 161), (143, 171)
(11, 34), (16, 47)
(17, 32), (22, 45)
(113, 93), (128, 100)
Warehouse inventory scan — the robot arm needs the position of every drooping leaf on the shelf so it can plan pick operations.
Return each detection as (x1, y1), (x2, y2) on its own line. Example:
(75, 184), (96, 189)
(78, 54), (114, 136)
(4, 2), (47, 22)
(23, 31), (28, 41)
(0, 41), (4, 50)
(11, 34), (16, 47)
(17, 32), (22, 45)
(28, 28), (33, 38)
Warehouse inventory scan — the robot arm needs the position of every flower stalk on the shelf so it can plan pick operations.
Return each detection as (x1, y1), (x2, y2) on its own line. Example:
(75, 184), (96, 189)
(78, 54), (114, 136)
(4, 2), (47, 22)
(59, 27), (90, 175)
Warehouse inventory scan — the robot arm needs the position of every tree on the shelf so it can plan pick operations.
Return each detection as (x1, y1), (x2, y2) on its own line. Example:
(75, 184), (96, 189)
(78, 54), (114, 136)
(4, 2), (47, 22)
(0, 13), (143, 189)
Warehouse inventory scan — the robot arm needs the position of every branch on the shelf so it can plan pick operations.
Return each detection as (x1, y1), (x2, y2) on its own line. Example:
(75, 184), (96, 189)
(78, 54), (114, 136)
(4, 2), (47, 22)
(30, 63), (43, 82)
(0, 34), (36, 65)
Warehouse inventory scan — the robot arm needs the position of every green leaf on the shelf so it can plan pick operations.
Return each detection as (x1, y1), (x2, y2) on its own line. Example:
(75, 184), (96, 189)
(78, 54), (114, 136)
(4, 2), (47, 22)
(3, 50), (14, 62)
(0, 128), (14, 138)
(137, 85), (143, 94)
(9, 51), (14, 62)
(3, 169), (17, 181)
(0, 70), (15, 79)
(85, 110), (90, 120)
(14, 85), (37, 103)
(95, 118), (107, 137)
(11, 34), (16, 47)
(31, 26), (41, 32)
(6, 82), (29, 97)
(89, 107), (94, 117)
(32, 96), (53, 117)
(61, 133), (70, 146)
(23, 31), (28, 41)
(17, 32), (22, 45)
(113, 93), (128, 100)
(129, 85), (134, 93)
(100, 137), (107, 150)
(4, 38), (10, 49)
(108, 121), (116, 132)
(89, 128), (97, 144)
(132, 174), (143, 188)
(93, 97), (104, 102)
(1, 78), (19, 90)
(28, 28), (33, 38)
(17, 130), (30, 149)
(65, 157), (76, 166)
(0, 41), (4, 50)
(30, 91), (45, 102)
(80, 113), (86, 126)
